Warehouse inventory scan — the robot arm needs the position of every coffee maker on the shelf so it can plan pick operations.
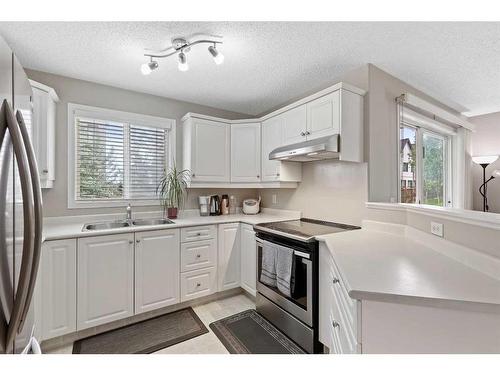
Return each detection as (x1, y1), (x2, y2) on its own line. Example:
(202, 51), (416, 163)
(209, 195), (221, 216)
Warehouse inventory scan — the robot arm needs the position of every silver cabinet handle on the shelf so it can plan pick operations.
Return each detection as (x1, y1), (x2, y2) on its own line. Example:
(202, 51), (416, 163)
(42, 169), (48, 174)
(129, 240), (134, 245)
(192, 173), (196, 177)
(196, 254), (201, 258)
(136, 239), (140, 243)
(332, 320), (340, 329)
(300, 132), (305, 136)
(196, 282), (201, 287)
(197, 232), (201, 236)
(332, 277), (340, 284)
(2, 100), (35, 350)
(257, 175), (260, 178)
(305, 131), (311, 135)
(276, 173), (280, 177)
(16, 109), (44, 333)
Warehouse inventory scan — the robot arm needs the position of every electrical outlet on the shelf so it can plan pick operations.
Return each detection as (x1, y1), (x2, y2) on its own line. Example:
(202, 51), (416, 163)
(431, 221), (443, 237)
(272, 194), (277, 205)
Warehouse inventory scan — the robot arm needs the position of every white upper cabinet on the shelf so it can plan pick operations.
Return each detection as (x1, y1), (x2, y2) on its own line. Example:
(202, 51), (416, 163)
(282, 104), (307, 145)
(30, 80), (59, 189)
(183, 116), (230, 182)
(135, 229), (180, 314)
(231, 122), (261, 182)
(306, 91), (340, 140)
(261, 116), (302, 182)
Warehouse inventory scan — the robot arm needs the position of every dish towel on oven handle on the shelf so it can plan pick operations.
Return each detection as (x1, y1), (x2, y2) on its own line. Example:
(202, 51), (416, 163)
(276, 245), (295, 298)
(260, 241), (278, 287)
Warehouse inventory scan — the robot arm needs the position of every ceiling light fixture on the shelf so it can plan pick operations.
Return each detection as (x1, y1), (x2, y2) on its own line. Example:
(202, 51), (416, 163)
(140, 58), (159, 75)
(208, 44), (224, 65)
(178, 51), (188, 72)
(141, 35), (223, 74)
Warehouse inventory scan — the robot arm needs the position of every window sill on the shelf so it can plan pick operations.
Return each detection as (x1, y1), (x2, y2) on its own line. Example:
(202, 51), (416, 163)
(366, 202), (500, 230)
(68, 199), (161, 209)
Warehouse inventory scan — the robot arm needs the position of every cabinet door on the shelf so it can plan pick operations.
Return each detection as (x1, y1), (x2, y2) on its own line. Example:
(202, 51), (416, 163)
(135, 229), (180, 314)
(261, 116), (283, 181)
(77, 234), (134, 330)
(306, 91), (340, 140)
(41, 239), (76, 340)
(240, 223), (257, 296)
(231, 122), (261, 182)
(282, 104), (307, 145)
(191, 119), (230, 182)
(218, 223), (241, 291)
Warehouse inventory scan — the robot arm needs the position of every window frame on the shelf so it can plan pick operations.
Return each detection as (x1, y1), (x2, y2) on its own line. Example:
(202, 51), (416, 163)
(398, 110), (453, 207)
(67, 103), (176, 209)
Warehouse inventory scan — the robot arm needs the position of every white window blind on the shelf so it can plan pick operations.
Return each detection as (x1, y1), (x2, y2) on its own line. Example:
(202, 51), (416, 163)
(74, 115), (168, 202)
(76, 117), (125, 200)
(129, 124), (166, 199)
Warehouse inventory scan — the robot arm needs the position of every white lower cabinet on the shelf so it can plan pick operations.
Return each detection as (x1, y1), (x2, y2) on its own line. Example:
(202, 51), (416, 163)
(319, 243), (361, 354)
(180, 267), (218, 302)
(77, 234), (134, 330)
(40, 239), (77, 340)
(218, 223), (241, 291)
(135, 229), (180, 314)
(240, 223), (257, 296)
(181, 239), (217, 272)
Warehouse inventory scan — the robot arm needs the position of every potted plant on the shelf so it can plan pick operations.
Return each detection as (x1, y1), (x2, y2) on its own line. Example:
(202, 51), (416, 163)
(156, 164), (190, 219)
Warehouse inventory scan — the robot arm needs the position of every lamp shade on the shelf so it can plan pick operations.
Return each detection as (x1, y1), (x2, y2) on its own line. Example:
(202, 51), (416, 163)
(472, 155), (498, 165)
(492, 169), (500, 178)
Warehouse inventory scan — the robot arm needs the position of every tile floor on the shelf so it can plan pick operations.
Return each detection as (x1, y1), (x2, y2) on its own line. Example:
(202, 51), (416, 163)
(46, 293), (255, 354)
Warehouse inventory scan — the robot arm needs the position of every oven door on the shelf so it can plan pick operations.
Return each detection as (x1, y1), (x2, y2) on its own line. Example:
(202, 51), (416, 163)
(256, 238), (313, 326)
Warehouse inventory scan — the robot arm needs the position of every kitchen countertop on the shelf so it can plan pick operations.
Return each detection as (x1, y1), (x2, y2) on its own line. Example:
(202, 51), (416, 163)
(317, 220), (500, 312)
(42, 209), (301, 241)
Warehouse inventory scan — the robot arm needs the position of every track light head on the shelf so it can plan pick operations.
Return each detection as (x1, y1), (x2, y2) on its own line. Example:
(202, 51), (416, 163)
(140, 60), (158, 75)
(208, 45), (224, 65)
(178, 51), (188, 72)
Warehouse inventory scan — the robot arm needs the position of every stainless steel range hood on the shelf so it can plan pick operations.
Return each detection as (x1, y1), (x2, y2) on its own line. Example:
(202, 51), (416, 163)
(269, 135), (340, 162)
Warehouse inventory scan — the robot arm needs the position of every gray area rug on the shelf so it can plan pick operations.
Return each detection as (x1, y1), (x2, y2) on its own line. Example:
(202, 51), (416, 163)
(73, 307), (208, 354)
(209, 309), (305, 354)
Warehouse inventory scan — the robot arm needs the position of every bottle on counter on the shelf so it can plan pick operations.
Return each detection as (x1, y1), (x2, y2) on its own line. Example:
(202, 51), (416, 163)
(221, 194), (229, 215)
(229, 195), (237, 214)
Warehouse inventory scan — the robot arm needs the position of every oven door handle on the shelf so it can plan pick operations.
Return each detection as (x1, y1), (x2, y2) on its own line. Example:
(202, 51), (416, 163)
(293, 250), (310, 260)
(256, 239), (311, 260)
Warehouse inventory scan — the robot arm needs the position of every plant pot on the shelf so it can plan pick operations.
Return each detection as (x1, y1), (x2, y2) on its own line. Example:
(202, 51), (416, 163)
(167, 207), (178, 219)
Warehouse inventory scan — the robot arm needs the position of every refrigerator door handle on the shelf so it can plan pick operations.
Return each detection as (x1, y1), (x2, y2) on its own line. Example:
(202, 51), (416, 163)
(0, 100), (8, 353)
(2, 100), (35, 352)
(16, 109), (43, 334)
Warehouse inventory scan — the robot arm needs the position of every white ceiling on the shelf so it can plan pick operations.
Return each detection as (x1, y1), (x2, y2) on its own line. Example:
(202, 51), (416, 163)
(0, 22), (499, 117)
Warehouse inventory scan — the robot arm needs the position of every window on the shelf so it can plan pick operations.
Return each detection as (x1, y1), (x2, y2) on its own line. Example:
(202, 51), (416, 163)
(398, 106), (452, 207)
(68, 104), (175, 208)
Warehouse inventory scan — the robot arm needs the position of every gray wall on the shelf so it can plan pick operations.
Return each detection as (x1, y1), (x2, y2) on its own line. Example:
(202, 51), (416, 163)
(27, 69), (250, 217)
(470, 111), (500, 213)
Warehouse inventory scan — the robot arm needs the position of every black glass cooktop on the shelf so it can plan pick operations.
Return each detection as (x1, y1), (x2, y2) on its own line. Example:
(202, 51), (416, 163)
(254, 218), (360, 242)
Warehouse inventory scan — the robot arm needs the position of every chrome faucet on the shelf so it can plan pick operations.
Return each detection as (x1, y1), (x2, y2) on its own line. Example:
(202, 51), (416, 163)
(126, 203), (132, 222)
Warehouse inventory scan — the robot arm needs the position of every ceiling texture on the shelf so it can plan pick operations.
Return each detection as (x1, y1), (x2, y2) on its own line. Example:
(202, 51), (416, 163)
(0, 22), (499, 117)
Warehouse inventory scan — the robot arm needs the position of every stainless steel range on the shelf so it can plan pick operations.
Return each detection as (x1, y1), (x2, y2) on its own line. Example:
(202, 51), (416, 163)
(253, 218), (360, 353)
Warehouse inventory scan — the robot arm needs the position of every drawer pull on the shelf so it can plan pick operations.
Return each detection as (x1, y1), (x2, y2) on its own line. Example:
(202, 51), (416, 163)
(196, 254), (201, 258)
(332, 320), (340, 329)
(196, 282), (201, 287)
(197, 233), (201, 236)
(128, 240), (133, 245)
(136, 239), (140, 243)
(332, 277), (340, 284)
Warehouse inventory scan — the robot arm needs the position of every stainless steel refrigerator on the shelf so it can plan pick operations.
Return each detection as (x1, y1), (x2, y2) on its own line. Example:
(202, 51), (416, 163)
(0, 35), (43, 354)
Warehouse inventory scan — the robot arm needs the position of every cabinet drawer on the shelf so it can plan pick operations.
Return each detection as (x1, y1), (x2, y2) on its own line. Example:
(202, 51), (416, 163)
(181, 239), (217, 272)
(181, 225), (216, 242)
(180, 267), (217, 302)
